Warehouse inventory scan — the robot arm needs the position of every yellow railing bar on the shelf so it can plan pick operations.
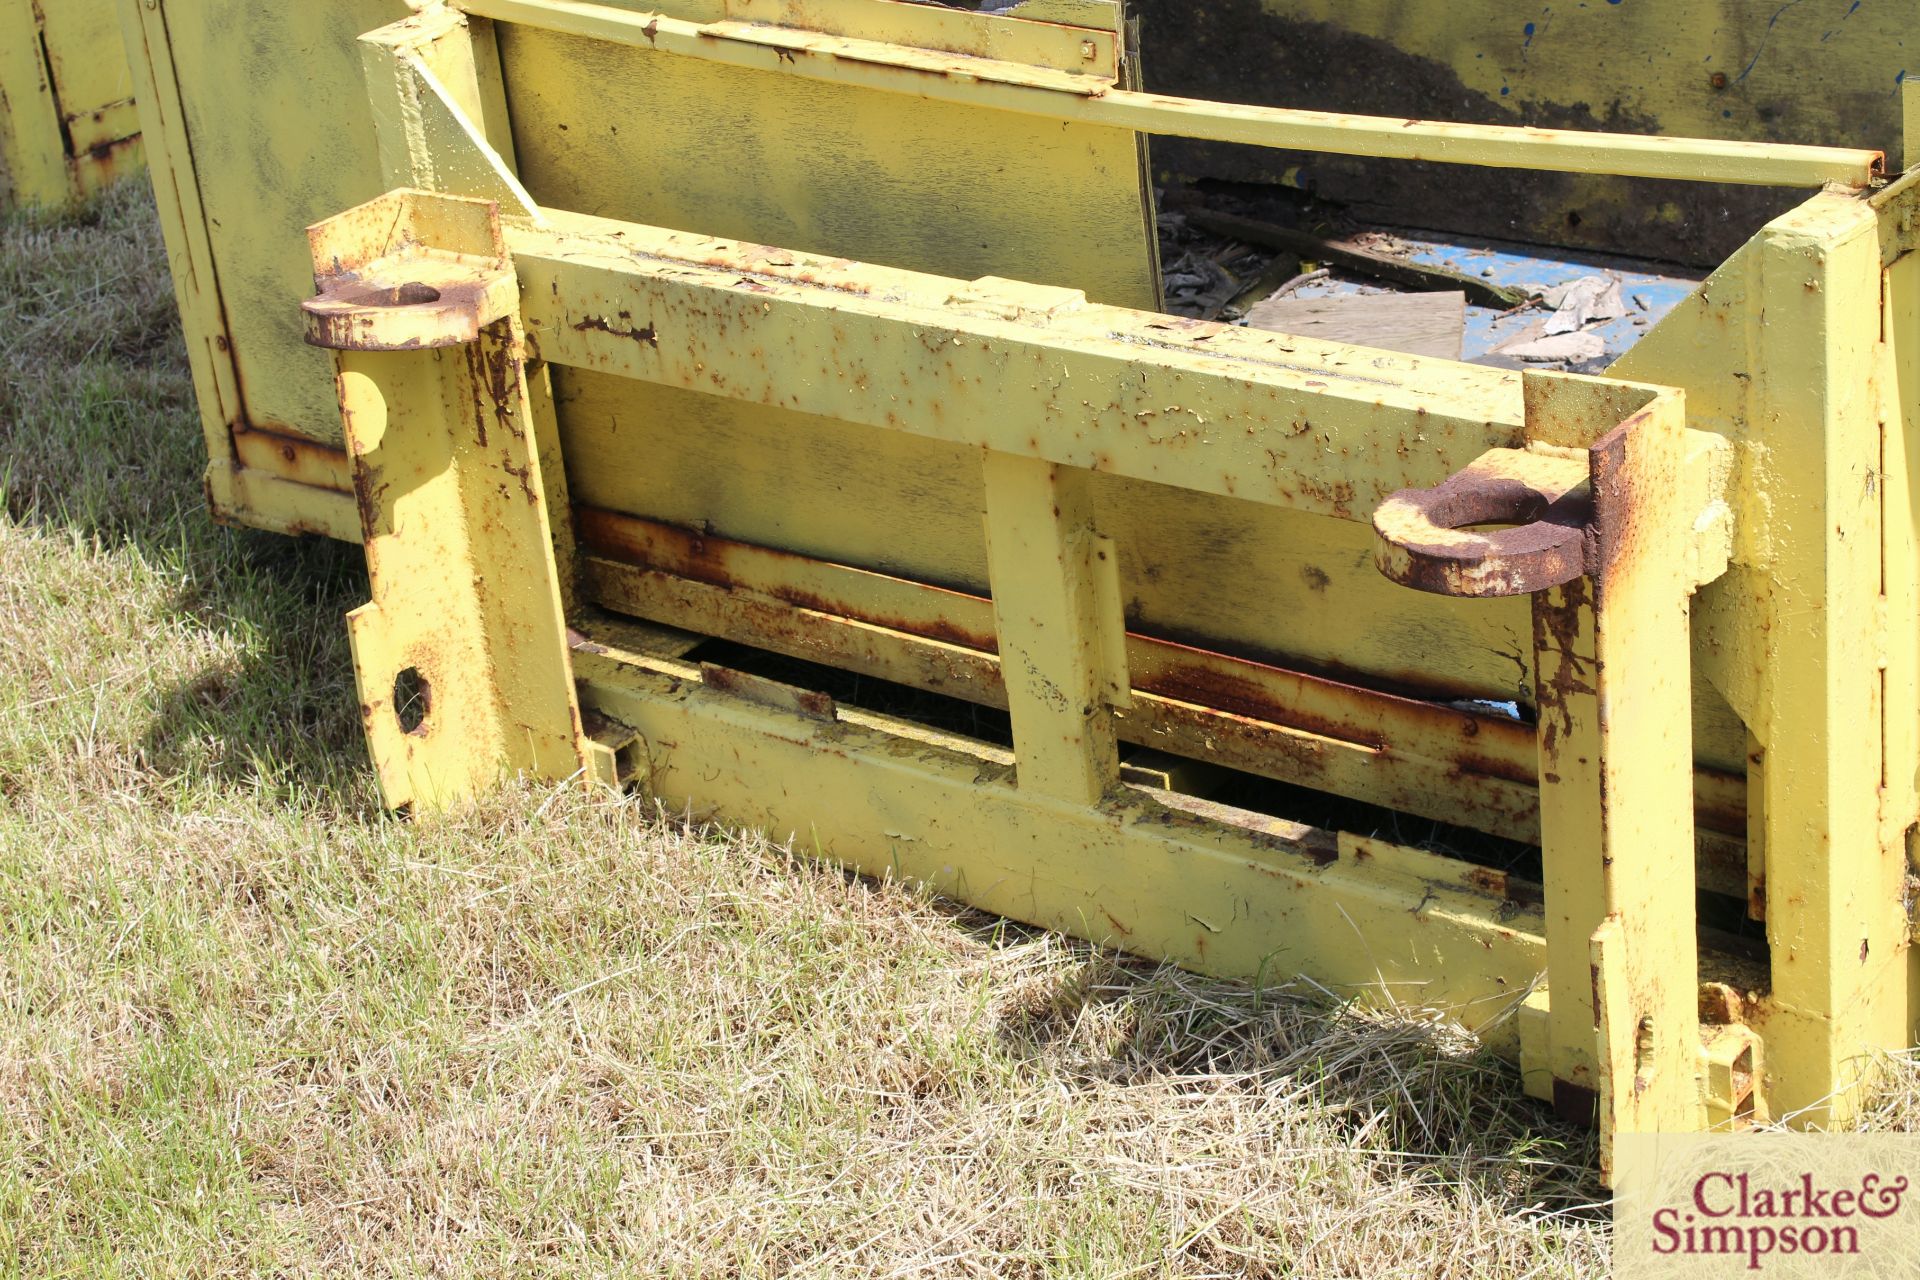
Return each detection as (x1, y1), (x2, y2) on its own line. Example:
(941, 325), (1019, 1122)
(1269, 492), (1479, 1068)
(456, 0), (1882, 187)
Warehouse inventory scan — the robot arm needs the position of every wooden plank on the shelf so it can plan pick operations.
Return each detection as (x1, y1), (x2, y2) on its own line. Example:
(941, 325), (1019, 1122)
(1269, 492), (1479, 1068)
(1247, 290), (1465, 360)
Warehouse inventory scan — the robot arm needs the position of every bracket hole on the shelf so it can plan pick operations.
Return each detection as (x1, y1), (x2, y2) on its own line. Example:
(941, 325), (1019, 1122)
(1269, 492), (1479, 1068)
(394, 667), (432, 736)
(336, 281), (442, 308)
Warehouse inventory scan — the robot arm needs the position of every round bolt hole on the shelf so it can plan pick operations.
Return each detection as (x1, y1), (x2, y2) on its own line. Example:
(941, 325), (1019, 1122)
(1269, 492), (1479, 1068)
(376, 281), (442, 307)
(393, 667), (432, 736)
(334, 280), (442, 308)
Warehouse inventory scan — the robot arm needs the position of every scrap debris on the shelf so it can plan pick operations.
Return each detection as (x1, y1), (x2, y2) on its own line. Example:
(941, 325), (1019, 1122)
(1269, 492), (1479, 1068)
(1494, 330), (1608, 364)
(1155, 187), (1695, 372)
(1539, 275), (1627, 335)
(1179, 206), (1531, 310)
(1157, 208), (1277, 319)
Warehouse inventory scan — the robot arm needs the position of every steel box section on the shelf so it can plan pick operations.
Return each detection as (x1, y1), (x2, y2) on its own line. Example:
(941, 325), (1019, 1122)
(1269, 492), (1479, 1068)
(119, 0), (1920, 1155)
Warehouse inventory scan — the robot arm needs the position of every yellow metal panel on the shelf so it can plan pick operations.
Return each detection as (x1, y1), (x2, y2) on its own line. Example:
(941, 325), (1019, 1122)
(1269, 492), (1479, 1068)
(0, 0), (68, 207)
(142, 0), (414, 444)
(0, 0), (140, 209)
(494, 22), (1159, 309)
(34, 0), (137, 153)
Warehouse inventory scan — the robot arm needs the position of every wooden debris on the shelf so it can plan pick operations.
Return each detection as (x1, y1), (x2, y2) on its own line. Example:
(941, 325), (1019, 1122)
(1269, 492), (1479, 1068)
(1213, 251), (1302, 319)
(1498, 330), (1606, 363)
(1246, 289), (1466, 360)
(1182, 208), (1532, 309)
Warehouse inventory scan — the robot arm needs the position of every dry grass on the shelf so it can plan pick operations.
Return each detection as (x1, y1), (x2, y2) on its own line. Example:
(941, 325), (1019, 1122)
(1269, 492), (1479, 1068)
(0, 179), (1794, 1278)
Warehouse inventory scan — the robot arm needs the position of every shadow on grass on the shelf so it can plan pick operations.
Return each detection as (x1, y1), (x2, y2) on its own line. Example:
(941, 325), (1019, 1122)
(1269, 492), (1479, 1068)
(136, 529), (377, 805)
(2, 181), (376, 806)
(956, 909), (1607, 1218)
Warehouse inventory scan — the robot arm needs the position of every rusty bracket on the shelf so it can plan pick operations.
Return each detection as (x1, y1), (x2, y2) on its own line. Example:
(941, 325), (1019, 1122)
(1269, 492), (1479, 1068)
(302, 204), (519, 351)
(303, 189), (595, 810)
(1371, 447), (1593, 598)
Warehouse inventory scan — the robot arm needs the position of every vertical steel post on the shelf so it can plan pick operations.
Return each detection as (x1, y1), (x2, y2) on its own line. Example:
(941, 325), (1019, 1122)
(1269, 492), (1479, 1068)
(1531, 395), (1707, 1173)
(981, 453), (1130, 805)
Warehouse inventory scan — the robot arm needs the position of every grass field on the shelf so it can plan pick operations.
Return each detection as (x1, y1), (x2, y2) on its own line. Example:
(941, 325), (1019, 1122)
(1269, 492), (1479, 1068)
(8, 181), (1895, 1277)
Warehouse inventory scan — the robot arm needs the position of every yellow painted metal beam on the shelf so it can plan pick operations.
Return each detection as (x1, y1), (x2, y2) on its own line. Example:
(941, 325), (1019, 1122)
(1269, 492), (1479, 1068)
(981, 454), (1129, 805)
(1746, 196), (1912, 1121)
(456, 0), (1882, 187)
(570, 636), (1551, 1057)
(359, 9), (545, 222)
(511, 214), (1532, 518)
(1530, 383), (1707, 1170)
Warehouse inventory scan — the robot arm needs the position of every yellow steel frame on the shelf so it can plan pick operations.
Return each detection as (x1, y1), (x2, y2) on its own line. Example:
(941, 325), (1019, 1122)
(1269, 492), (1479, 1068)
(119, 0), (1920, 1182)
(305, 180), (1727, 1175)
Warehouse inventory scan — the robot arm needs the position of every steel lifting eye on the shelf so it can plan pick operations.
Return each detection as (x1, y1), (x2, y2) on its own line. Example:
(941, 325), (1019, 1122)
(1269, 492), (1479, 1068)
(1372, 448), (1593, 598)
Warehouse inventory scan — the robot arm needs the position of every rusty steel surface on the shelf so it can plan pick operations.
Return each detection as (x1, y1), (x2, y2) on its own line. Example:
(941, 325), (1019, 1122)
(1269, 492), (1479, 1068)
(1373, 448), (1593, 598)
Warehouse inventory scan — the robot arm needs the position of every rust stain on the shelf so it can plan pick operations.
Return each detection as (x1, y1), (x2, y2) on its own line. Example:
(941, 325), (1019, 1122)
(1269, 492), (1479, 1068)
(577, 507), (998, 652)
(350, 457), (388, 539)
(572, 312), (659, 347)
(1698, 982), (1747, 1026)
(1375, 449), (1592, 598)
(232, 422), (352, 492)
(700, 662), (839, 720)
